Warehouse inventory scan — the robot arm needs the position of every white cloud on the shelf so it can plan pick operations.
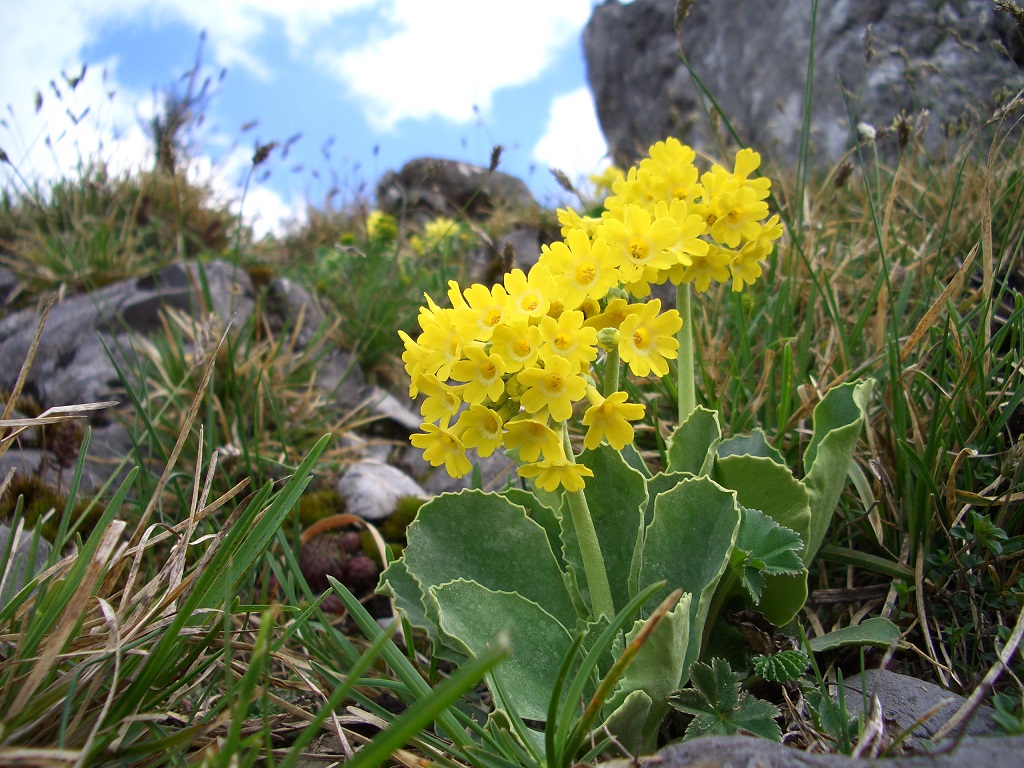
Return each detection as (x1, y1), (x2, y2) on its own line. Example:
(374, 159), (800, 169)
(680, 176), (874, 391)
(531, 87), (608, 188)
(323, 0), (593, 131)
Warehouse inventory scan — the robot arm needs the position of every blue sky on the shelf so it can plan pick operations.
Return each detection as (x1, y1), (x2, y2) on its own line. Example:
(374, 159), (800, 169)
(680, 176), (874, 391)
(3, 1), (617, 236)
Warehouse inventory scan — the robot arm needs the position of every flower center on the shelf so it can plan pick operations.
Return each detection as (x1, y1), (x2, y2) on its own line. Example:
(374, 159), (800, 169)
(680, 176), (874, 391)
(545, 375), (564, 394)
(554, 332), (573, 351)
(481, 361), (496, 378)
(575, 263), (597, 285)
(484, 308), (503, 327)
(522, 295), (540, 311)
(632, 327), (651, 350)
(513, 339), (532, 357)
(628, 238), (649, 263)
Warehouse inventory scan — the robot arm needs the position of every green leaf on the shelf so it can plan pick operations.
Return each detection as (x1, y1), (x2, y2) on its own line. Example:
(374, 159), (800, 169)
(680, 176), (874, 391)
(433, 579), (574, 722)
(669, 658), (781, 742)
(400, 489), (576, 630)
(376, 560), (435, 642)
(716, 429), (784, 464)
(734, 507), (804, 605)
(753, 650), (810, 683)
(802, 380), (874, 563)
(807, 617), (902, 653)
(713, 453), (810, 554)
(637, 476), (741, 672)
(666, 406), (721, 475)
(606, 596), (691, 753)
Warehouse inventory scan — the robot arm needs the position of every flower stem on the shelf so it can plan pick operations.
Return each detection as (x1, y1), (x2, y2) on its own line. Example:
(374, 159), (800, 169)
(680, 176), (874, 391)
(561, 425), (615, 619)
(676, 282), (696, 424)
(603, 346), (621, 397)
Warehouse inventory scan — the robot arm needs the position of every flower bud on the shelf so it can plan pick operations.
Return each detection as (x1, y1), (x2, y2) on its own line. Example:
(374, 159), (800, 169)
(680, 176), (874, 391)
(596, 327), (620, 350)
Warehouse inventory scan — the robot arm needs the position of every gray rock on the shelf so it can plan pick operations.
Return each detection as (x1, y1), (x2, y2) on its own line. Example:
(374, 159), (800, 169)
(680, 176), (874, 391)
(0, 260), (256, 491)
(263, 276), (327, 351)
(335, 459), (425, 521)
(608, 733), (1024, 768)
(377, 157), (537, 221)
(842, 669), (996, 743)
(584, 0), (1024, 170)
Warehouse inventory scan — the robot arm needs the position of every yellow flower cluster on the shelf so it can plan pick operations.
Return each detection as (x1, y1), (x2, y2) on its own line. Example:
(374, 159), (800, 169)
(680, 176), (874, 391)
(401, 138), (780, 490)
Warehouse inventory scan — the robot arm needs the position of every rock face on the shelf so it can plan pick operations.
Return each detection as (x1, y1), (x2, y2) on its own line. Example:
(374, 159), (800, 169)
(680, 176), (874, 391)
(584, 0), (1024, 169)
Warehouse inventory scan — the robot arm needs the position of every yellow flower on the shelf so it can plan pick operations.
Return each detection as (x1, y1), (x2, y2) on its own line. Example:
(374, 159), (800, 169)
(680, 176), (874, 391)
(729, 241), (770, 292)
(454, 405), (504, 457)
(490, 320), (541, 372)
(454, 282), (509, 341)
(618, 299), (682, 377)
(411, 423), (472, 478)
(584, 297), (639, 332)
(517, 458), (594, 492)
(415, 300), (462, 380)
(598, 203), (681, 283)
(582, 390), (646, 450)
(450, 345), (506, 404)
(538, 310), (598, 373)
(541, 228), (620, 309)
(503, 417), (562, 462)
(709, 186), (770, 248)
(638, 137), (702, 205)
(676, 243), (733, 292)
(518, 357), (588, 421)
(557, 207), (602, 238)
(503, 265), (553, 319)
(413, 372), (462, 423)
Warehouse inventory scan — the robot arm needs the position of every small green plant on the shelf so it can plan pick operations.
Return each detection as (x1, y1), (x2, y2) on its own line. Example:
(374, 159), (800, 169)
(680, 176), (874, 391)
(669, 657), (783, 741)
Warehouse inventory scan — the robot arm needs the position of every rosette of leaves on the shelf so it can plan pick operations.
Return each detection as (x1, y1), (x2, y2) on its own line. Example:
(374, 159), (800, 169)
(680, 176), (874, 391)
(378, 379), (872, 756)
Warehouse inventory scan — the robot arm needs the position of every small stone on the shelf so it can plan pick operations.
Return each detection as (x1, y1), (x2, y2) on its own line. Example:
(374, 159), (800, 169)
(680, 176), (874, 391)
(336, 459), (425, 521)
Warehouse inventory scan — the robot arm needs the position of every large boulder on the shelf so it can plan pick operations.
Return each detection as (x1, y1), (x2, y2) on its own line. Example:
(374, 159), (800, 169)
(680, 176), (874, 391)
(584, 0), (1024, 169)
(376, 157), (536, 221)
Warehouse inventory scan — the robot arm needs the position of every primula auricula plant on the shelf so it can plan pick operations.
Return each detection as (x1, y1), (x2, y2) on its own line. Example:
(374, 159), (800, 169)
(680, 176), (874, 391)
(380, 138), (872, 758)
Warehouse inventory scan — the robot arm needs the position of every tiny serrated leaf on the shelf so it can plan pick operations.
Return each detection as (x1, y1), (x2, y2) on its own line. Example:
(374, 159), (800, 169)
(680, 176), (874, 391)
(731, 693), (783, 741)
(753, 650), (810, 683)
(737, 507), (804, 575)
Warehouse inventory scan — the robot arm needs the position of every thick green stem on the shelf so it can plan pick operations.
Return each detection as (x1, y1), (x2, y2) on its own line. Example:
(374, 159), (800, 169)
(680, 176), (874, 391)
(603, 346), (621, 397)
(676, 282), (696, 424)
(561, 425), (616, 619)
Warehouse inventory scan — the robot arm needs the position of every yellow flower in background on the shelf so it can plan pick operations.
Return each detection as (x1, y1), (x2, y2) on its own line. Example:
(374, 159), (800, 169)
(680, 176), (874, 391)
(490, 320), (541, 372)
(415, 301), (462, 380)
(582, 390), (646, 450)
(455, 405), (504, 457)
(367, 209), (398, 241)
(503, 417), (562, 463)
(517, 458), (594, 493)
(518, 357), (588, 421)
(618, 299), (682, 377)
(589, 165), (625, 198)
(538, 310), (598, 373)
(411, 216), (464, 255)
(557, 207), (603, 238)
(450, 345), (506, 404)
(411, 424), (472, 477)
